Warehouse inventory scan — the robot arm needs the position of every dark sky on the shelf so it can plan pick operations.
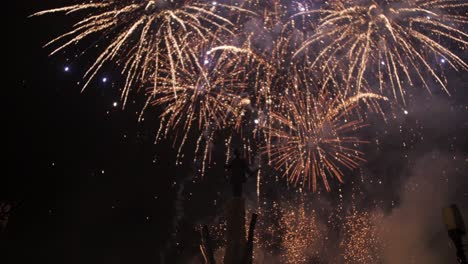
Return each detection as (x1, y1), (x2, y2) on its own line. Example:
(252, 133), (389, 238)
(4, 1), (185, 263)
(3, 1), (468, 264)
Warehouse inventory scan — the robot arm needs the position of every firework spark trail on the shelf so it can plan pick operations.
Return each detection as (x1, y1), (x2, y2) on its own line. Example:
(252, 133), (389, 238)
(202, 37), (278, 168)
(32, 0), (253, 106)
(294, 0), (468, 103)
(34, 1), (467, 191)
(263, 89), (388, 192)
(213, 14), (313, 164)
(149, 42), (252, 173)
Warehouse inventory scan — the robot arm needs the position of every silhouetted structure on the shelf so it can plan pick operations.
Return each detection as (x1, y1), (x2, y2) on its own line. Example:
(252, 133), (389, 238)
(224, 197), (246, 264)
(443, 204), (467, 264)
(200, 161), (259, 264)
(225, 149), (256, 197)
(242, 213), (258, 264)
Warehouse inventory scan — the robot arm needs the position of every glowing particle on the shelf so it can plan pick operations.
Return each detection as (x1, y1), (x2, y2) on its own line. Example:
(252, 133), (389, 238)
(240, 98), (251, 106)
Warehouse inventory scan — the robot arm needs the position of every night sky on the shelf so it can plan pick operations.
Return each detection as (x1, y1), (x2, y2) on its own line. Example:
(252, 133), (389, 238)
(3, 1), (468, 264)
(5, 1), (183, 263)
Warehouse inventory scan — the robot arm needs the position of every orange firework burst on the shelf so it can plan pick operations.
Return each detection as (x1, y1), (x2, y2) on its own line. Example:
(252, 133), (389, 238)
(32, 0), (467, 192)
(294, 0), (468, 103)
(263, 89), (387, 192)
(149, 42), (253, 173)
(32, 0), (253, 106)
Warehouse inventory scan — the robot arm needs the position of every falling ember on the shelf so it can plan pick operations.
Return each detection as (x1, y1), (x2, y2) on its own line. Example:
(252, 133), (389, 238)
(341, 208), (384, 263)
(279, 199), (324, 263)
(243, 193), (388, 263)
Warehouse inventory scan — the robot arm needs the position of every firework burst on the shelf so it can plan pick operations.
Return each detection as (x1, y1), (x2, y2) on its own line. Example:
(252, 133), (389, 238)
(294, 0), (468, 103)
(32, 0), (253, 106)
(33, 0), (467, 192)
(263, 89), (387, 192)
(149, 42), (254, 173)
